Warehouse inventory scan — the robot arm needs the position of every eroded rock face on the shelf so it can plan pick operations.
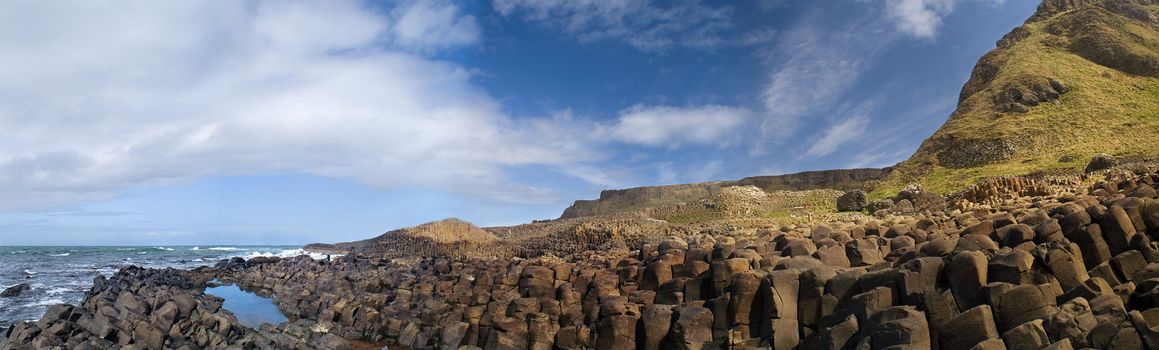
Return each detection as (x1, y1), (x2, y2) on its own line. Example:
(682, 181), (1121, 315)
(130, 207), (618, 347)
(561, 168), (892, 219)
(935, 137), (1020, 168)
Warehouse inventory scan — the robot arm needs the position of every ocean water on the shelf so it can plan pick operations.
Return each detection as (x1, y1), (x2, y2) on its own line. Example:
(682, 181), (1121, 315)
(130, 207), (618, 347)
(0, 245), (316, 327)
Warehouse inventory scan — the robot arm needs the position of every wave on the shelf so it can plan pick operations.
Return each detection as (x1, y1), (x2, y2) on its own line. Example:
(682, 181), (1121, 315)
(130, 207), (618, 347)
(190, 247), (200, 251)
(44, 287), (71, 296)
(27, 298), (67, 307)
(155, 247), (175, 251)
(23, 269), (36, 275)
(208, 247), (241, 251)
(48, 253), (69, 257)
(239, 248), (335, 260)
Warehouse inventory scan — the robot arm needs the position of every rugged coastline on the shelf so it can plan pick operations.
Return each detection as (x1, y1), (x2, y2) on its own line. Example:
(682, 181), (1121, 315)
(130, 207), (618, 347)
(5, 0), (1159, 349)
(8, 162), (1159, 349)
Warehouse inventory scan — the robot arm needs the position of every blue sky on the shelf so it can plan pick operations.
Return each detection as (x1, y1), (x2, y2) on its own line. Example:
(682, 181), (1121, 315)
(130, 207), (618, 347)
(0, 0), (1039, 245)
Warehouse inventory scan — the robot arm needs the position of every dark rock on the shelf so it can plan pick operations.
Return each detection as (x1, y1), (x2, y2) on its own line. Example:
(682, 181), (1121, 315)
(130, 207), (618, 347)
(669, 305), (714, 350)
(868, 306), (931, 349)
(1086, 153), (1118, 173)
(1, 284), (30, 298)
(940, 305), (999, 350)
(1001, 319), (1050, 349)
(949, 251), (989, 310)
(837, 190), (868, 212)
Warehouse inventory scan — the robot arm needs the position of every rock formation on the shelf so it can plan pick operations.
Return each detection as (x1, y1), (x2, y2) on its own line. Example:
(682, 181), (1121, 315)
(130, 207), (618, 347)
(878, 0), (1159, 195)
(5, 1), (1159, 350)
(561, 168), (891, 219)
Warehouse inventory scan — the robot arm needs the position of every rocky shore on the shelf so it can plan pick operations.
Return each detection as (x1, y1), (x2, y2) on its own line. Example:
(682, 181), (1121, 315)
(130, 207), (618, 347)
(5, 165), (1159, 349)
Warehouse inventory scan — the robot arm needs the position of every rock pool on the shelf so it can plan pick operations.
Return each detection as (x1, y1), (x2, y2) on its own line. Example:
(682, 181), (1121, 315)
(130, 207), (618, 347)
(205, 284), (287, 328)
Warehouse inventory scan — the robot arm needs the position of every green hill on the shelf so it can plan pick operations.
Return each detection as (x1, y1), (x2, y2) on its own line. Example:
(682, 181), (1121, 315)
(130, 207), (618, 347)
(874, 0), (1159, 197)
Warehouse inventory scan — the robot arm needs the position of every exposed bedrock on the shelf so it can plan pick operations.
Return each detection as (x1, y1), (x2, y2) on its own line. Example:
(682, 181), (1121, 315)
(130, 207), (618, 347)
(10, 170), (1159, 349)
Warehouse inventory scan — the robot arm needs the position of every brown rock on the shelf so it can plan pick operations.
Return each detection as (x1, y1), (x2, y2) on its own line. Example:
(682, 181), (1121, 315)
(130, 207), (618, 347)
(1101, 205), (1138, 255)
(639, 305), (673, 350)
(669, 305), (714, 350)
(949, 251), (989, 310)
(940, 305), (999, 350)
(868, 306), (931, 349)
(1001, 319), (1050, 349)
(596, 315), (638, 350)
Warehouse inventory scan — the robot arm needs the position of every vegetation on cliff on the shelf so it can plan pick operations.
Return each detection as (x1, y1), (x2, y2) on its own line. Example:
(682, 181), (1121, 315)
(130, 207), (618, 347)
(874, 0), (1159, 198)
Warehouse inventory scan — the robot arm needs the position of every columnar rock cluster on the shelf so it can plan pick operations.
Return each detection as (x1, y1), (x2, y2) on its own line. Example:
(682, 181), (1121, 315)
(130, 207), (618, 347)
(0, 266), (353, 350)
(953, 176), (1078, 208)
(8, 170), (1159, 349)
(218, 170), (1159, 349)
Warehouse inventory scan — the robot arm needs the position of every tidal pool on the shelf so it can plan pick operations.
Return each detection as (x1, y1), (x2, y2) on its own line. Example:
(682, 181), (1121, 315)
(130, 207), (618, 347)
(205, 284), (287, 328)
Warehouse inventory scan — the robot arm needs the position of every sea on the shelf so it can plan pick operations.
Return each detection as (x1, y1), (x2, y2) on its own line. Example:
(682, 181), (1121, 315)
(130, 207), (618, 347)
(0, 245), (319, 327)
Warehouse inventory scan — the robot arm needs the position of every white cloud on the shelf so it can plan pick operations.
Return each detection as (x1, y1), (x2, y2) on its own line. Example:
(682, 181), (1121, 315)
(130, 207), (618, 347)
(607, 105), (751, 148)
(389, 0), (481, 52)
(804, 115), (870, 158)
(883, 0), (956, 38)
(757, 19), (891, 148)
(492, 0), (735, 51)
(882, 0), (1003, 38)
(0, 0), (584, 211)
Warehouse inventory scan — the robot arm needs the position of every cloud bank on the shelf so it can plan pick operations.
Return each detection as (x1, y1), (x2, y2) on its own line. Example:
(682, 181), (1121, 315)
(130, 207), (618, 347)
(0, 0), (579, 210)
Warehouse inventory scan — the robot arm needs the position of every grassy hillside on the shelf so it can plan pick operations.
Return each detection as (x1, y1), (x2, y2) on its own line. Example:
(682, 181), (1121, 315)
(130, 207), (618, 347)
(873, 1), (1159, 198)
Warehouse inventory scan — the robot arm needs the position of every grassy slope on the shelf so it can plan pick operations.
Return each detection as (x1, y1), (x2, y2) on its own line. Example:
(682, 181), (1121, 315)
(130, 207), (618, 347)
(872, 4), (1159, 198)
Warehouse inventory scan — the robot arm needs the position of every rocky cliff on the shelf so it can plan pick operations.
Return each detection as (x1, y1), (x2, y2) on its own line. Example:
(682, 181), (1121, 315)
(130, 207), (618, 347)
(561, 168), (892, 219)
(877, 0), (1159, 195)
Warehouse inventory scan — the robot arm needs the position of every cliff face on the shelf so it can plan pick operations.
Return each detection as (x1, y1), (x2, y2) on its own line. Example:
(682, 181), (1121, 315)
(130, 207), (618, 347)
(876, 0), (1159, 195)
(560, 168), (891, 219)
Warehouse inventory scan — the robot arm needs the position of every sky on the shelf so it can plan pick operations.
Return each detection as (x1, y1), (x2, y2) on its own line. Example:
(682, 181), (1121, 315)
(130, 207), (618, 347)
(0, 0), (1040, 245)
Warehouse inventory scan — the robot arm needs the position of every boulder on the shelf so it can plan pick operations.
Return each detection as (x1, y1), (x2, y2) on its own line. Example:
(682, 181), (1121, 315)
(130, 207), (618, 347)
(1001, 319), (1050, 349)
(846, 239), (884, 267)
(1044, 297), (1097, 347)
(728, 271), (770, 335)
(994, 285), (1057, 333)
(668, 305), (714, 350)
(595, 315), (638, 350)
(820, 314), (859, 350)
(868, 306), (931, 349)
(639, 305), (673, 350)
(768, 270), (800, 321)
(949, 251), (989, 310)
(1101, 205), (1138, 255)
(0, 284), (30, 298)
(1085, 153), (1118, 173)
(837, 190), (868, 212)
(940, 305), (999, 350)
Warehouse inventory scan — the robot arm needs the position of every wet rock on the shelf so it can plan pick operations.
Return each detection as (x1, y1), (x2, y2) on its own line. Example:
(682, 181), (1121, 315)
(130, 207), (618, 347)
(1, 283), (30, 298)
